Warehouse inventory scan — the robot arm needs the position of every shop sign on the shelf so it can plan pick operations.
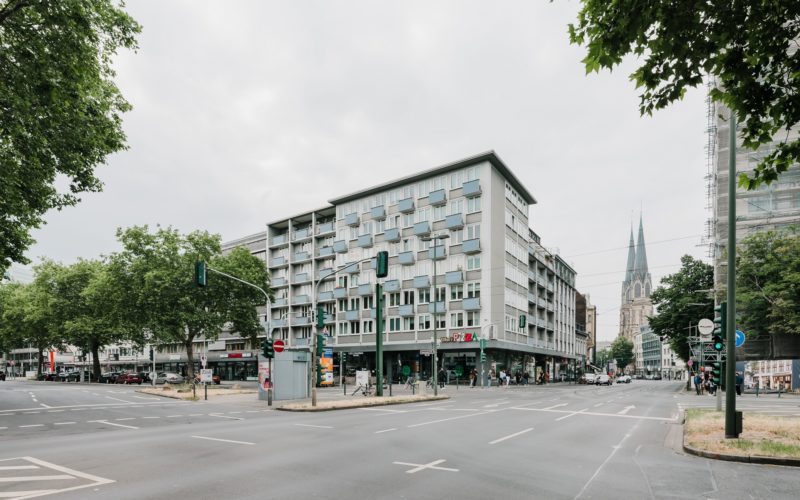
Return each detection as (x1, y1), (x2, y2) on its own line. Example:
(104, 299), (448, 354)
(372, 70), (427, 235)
(440, 332), (478, 343)
(169, 355), (180, 361)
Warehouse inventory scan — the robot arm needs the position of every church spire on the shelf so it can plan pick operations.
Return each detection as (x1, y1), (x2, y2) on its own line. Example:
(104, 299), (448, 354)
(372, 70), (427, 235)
(634, 215), (649, 277)
(624, 226), (636, 283)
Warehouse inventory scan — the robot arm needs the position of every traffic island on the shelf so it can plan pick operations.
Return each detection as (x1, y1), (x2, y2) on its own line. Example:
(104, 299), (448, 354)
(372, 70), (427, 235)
(683, 409), (800, 466)
(137, 384), (257, 400)
(277, 394), (449, 412)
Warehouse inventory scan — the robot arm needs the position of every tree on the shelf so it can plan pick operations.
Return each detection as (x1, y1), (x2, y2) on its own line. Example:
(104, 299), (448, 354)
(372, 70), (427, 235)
(0, 0), (140, 273)
(649, 255), (715, 362)
(569, 1), (800, 189)
(610, 336), (634, 373)
(107, 226), (271, 380)
(737, 227), (800, 338)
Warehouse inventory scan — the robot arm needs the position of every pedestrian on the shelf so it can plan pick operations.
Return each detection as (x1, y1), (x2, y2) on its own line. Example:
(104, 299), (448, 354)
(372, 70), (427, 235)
(694, 373), (702, 395)
(499, 370), (506, 387)
(736, 372), (743, 396)
(487, 370), (493, 388)
(438, 368), (446, 389)
(523, 372), (529, 385)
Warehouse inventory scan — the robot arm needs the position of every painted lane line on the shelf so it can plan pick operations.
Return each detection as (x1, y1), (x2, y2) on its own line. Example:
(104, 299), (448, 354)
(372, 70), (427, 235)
(89, 420), (139, 429)
(189, 413), (204, 417)
(618, 405), (636, 415)
(115, 418), (136, 421)
(24, 412), (40, 414)
(555, 408), (590, 422)
(40, 403), (51, 408)
(294, 423), (333, 429)
(191, 435), (254, 446)
(0, 465), (39, 470)
(19, 424), (44, 428)
(0, 475), (75, 482)
(0, 401), (184, 414)
(408, 411), (492, 428)
(593, 403), (603, 408)
(166, 415), (184, 418)
(132, 395), (159, 400)
(142, 416), (160, 419)
(47, 410), (65, 413)
(246, 410), (260, 413)
(489, 427), (534, 445)
(359, 408), (407, 413)
(574, 426), (639, 499)
(510, 407), (677, 422)
(375, 428), (397, 434)
(393, 459), (459, 474)
(54, 422), (77, 425)
(228, 411), (242, 414)
(105, 396), (136, 404)
(543, 403), (568, 410)
(208, 414), (243, 421)
(0, 427), (6, 430)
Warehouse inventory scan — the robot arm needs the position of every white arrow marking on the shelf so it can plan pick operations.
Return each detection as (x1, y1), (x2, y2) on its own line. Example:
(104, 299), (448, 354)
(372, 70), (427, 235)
(618, 405), (636, 415)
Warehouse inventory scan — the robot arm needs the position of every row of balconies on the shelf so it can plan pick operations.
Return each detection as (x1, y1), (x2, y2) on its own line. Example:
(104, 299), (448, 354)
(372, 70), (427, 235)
(268, 221), (338, 248)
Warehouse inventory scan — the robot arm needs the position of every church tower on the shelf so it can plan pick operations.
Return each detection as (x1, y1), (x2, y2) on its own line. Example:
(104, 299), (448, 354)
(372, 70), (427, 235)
(619, 216), (654, 341)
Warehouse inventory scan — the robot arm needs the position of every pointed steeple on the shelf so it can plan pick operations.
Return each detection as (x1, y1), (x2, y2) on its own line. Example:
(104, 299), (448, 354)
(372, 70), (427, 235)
(624, 227), (636, 283)
(634, 215), (649, 277)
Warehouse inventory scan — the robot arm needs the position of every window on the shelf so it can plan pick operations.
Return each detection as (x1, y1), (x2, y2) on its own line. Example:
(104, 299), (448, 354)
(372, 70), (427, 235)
(350, 321), (360, 334)
(338, 322), (349, 335)
(467, 256), (481, 270)
(349, 227), (359, 240)
(467, 196), (481, 213)
(418, 287), (431, 304)
(449, 199), (463, 215)
(403, 290), (415, 305)
(337, 276), (348, 288)
(338, 299), (348, 311)
(465, 224), (480, 240)
(389, 317), (401, 332)
(434, 286), (446, 303)
(389, 293), (400, 307)
(451, 229), (463, 244)
(349, 297), (360, 310)
(418, 314), (431, 330)
(450, 284), (463, 300)
(416, 207), (430, 223)
(403, 214), (415, 227)
(403, 317), (415, 331)
(466, 282), (480, 298)
(363, 296), (374, 309)
(350, 274), (360, 287)
(450, 170), (463, 189)
(433, 205), (446, 221)
(436, 315), (446, 329)
(466, 311), (480, 327)
(450, 312), (464, 328)
(362, 221), (373, 236)
(418, 238), (430, 251)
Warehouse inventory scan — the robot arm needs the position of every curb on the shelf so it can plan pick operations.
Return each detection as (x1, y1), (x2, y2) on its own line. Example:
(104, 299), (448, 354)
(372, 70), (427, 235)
(276, 395), (450, 412)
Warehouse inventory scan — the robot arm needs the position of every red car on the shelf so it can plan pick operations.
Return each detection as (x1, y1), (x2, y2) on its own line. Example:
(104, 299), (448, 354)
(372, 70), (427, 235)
(115, 373), (143, 385)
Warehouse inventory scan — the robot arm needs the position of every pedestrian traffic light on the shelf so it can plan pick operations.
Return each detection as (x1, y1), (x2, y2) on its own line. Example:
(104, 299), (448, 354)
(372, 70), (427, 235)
(262, 338), (274, 359)
(315, 334), (325, 357)
(376, 250), (389, 278)
(317, 306), (325, 328)
(519, 314), (526, 329)
(713, 302), (726, 352)
(149, 348), (154, 361)
(194, 261), (207, 287)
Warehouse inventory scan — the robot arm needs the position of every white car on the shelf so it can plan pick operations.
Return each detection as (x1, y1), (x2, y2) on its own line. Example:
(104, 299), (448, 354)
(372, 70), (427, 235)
(617, 375), (632, 384)
(595, 374), (612, 385)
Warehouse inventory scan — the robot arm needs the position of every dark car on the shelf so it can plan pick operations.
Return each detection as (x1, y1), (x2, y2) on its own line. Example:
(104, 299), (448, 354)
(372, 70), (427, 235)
(99, 371), (121, 384)
(137, 372), (154, 384)
(37, 372), (58, 381)
(115, 373), (143, 385)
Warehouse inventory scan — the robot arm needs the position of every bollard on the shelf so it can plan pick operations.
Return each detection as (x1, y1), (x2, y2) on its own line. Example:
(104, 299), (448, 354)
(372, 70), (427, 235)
(204, 382), (207, 401)
(343, 381), (346, 396)
(192, 383), (196, 399)
(756, 385), (759, 397)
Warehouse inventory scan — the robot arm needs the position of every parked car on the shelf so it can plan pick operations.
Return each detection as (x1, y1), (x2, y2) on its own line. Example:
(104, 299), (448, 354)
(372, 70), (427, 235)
(99, 372), (121, 384)
(116, 373), (143, 385)
(37, 372), (58, 381)
(194, 373), (221, 385)
(584, 373), (597, 384)
(617, 375), (632, 384)
(156, 372), (185, 384)
(58, 371), (91, 382)
(595, 374), (612, 385)
(137, 372), (156, 384)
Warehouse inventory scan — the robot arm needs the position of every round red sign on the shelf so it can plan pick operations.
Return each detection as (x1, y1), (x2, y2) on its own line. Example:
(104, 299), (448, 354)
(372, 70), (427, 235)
(273, 339), (285, 353)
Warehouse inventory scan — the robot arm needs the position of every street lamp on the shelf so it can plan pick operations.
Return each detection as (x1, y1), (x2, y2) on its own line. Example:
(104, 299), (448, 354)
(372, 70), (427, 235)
(421, 233), (449, 396)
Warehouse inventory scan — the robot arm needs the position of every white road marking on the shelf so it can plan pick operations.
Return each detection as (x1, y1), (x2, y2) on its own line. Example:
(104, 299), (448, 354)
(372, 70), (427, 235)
(489, 427), (534, 445)
(0, 427), (6, 430)
(54, 422), (76, 426)
(142, 416), (160, 419)
(166, 415), (184, 418)
(228, 411), (242, 414)
(408, 411), (492, 428)
(46, 410), (64, 413)
(375, 428), (397, 434)
(0, 401), (184, 414)
(89, 420), (139, 429)
(543, 403), (568, 410)
(556, 408), (590, 421)
(618, 405), (636, 415)
(0, 475), (74, 482)
(39, 404), (51, 408)
(189, 413), (204, 417)
(191, 435), (254, 446)
(511, 407), (676, 422)
(1, 456), (116, 497)
(115, 418), (136, 421)
(19, 425), (44, 428)
(574, 426), (639, 499)
(105, 396), (136, 404)
(593, 403), (603, 408)
(0, 465), (39, 470)
(393, 459), (459, 474)
(294, 423), (333, 429)
(359, 408), (407, 413)
(208, 414), (242, 421)
(23, 412), (40, 414)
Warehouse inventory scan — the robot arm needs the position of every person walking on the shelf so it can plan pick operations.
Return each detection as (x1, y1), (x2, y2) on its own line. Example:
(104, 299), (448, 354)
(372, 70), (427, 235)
(469, 369), (477, 388)
(438, 368), (446, 389)
(736, 372), (744, 396)
(694, 373), (702, 395)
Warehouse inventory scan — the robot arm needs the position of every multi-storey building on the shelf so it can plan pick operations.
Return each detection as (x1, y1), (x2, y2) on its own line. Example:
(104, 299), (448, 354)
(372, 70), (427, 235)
(576, 292), (596, 365)
(746, 359), (800, 392)
(661, 342), (685, 380)
(227, 152), (581, 383)
(639, 325), (662, 377)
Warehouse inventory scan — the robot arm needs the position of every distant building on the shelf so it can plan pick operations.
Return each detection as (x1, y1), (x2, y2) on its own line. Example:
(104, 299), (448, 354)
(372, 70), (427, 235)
(746, 359), (800, 392)
(619, 217), (654, 344)
(661, 342), (685, 380)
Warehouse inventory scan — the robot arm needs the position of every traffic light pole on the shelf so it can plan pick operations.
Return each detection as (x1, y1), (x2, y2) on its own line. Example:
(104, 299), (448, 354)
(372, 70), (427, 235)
(375, 282), (384, 396)
(725, 112), (739, 438)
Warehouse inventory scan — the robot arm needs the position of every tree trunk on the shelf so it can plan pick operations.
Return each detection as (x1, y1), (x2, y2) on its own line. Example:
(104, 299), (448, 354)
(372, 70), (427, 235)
(37, 348), (44, 376)
(185, 335), (195, 380)
(91, 341), (101, 381)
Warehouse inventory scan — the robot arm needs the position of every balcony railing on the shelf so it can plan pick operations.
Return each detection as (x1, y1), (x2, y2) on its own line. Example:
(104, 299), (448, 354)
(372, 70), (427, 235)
(413, 221), (431, 236)
(357, 284), (372, 296)
(445, 213), (464, 230)
(333, 240), (348, 253)
(462, 238), (481, 254)
(398, 197), (415, 213)
(399, 304), (415, 317)
(462, 179), (481, 197)
(428, 189), (446, 206)
(445, 270), (463, 285)
(398, 251), (415, 265)
(317, 221), (335, 234)
(463, 297), (480, 311)
(357, 234), (373, 248)
(345, 213), (360, 226)
(370, 206), (386, 220)
(384, 227), (401, 242)
(384, 279), (400, 292)
(292, 227), (311, 240)
(413, 275), (431, 288)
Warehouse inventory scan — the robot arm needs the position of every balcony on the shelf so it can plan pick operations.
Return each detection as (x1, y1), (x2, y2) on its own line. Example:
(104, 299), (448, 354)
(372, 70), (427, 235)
(413, 221), (431, 236)
(273, 297), (287, 307)
(538, 298), (547, 309)
(271, 318), (286, 328)
(463, 297), (481, 311)
(547, 321), (555, 330)
(357, 234), (373, 248)
(357, 284), (372, 296)
(270, 234), (288, 247)
(271, 256), (287, 267)
(399, 304), (415, 317)
(343, 262), (360, 274)
(345, 310), (360, 321)
(318, 291), (335, 302)
(294, 272), (310, 283)
(293, 294), (310, 304)
(462, 179), (481, 198)
(462, 238), (481, 254)
(445, 270), (463, 285)
(384, 279), (400, 292)
(318, 268), (334, 280)
(428, 189), (447, 206)
(293, 316), (310, 326)
(430, 301), (446, 315)
(318, 246), (334, 257)
(345, 213), (360, 226)
(370, 206), (386, 220)
(333, 287), (348, 299)
(293, 251), (310, 262)
(546, 282), (554, 292)
(445, 213), (464, 230)
(293, 227), (311, 241)
(364, 309), (377, 319)
(398, 197), (415, 213)
(272, 277), (288, 287)
(413, 275), (431, 288)
(317, 221), (335, 234)
(384, 227), (401, 242)
(333, 240), (348, 253)
(398, 251), (415, 265)
(428, 245), (446, 260)
(527, 293), (536, 303)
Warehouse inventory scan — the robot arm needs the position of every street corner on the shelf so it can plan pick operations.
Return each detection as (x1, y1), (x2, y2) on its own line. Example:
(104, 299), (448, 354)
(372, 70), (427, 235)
(276, 394), (450, 412)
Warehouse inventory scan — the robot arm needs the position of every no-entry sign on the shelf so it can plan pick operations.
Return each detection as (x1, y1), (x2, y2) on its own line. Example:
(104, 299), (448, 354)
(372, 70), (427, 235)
(273, 339), (285, 353)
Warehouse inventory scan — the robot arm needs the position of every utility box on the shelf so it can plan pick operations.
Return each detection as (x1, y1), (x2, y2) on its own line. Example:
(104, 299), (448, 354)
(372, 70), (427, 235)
(260, 348), (309, 401)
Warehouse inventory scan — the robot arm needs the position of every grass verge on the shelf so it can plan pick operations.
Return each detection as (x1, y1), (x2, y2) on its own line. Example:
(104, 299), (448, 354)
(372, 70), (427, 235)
(684, 409), (800, 459)
(138, 384), (256, 400)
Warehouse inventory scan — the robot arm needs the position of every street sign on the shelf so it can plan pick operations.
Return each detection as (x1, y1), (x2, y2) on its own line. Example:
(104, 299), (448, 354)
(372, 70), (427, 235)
(698, 318), (714, 336)
(200, 355), (207, 368)
(735, 330), (746, 348)
(687, 360), (693, 367)
(273, 339), (285, 353)
(323, 348), (333, 358)
(402, 365), (411, 377)
(200, 369), (213, 383)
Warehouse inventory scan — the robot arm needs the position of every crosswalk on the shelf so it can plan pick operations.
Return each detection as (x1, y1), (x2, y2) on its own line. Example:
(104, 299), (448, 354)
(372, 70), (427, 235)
(0, 456), (113, 499)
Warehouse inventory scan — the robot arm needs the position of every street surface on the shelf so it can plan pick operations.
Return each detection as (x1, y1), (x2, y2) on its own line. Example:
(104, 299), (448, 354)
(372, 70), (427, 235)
(1, 379), (799, 499)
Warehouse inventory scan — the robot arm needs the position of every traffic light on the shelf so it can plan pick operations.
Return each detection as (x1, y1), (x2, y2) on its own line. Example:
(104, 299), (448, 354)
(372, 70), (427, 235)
(710, 361), (722, 385)
(317, 306), (325, 328)
(316, 360), (324, 386)
(194, 261), (207, 287)
(376, 250), (389, 278)
(713, 302), (727, 352)
(315, 334), (325, 357)
(480, 351), (487, 363)
(262, 338), (274, 359)
(149, 348), (154, 362)
(519, 314), (526, 328)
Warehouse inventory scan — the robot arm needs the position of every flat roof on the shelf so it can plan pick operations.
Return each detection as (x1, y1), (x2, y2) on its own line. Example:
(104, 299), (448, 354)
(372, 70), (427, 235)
(328, 151), (536, 205)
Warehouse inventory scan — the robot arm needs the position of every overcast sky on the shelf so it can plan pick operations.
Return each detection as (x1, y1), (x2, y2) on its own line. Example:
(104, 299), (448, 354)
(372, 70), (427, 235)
(10, 1), (709, 342)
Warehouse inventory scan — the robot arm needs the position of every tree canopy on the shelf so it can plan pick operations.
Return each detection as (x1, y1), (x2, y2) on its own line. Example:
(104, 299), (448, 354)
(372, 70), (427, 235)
(648, 255), (714, 362)
(0, 0), (140, 273)
(610, 336), (634, 373)
(737, 227), (800, 338)
(569, 1), (800, 189)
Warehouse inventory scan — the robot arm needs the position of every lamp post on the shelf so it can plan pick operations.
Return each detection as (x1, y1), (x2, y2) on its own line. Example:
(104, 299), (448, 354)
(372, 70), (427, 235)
(422, 233), (449, 396)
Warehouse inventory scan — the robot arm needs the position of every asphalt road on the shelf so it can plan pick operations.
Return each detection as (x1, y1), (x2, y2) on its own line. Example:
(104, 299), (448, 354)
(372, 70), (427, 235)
(1, 379), (799, 499)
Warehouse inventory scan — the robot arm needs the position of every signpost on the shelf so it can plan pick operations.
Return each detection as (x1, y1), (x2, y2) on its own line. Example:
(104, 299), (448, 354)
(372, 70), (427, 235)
(273, 339), (285, 353)
(200, 368), (212, 400)
(735, 330), (746, 348)
(698, 318), (714, 338)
